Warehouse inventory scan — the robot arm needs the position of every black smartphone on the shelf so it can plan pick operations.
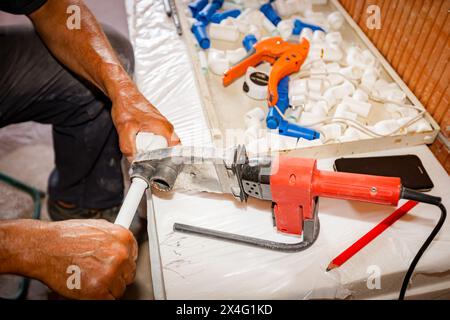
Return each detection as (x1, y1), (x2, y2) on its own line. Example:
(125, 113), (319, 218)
(334, 155), (434, 192)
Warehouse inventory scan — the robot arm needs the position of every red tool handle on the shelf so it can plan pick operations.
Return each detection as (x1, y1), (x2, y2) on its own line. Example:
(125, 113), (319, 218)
(270, 157), (402, 236)
(312, 169), (401, 206)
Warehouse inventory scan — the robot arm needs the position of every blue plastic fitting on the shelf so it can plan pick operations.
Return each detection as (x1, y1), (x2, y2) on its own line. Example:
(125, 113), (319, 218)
(197, 0), (224, 25)
(242, 34), (258, 52)
(210, 9), (241, 24)
(191, 21), (210, 49)
(292, 19), (325, 35)
(266, 77), (290, 129)
(260, 3), (281, 26)
(188, 0), (208, 18)
(265, 76), (320, 140)
(278, 121), (321, 140)
(212, 0), (225, 7)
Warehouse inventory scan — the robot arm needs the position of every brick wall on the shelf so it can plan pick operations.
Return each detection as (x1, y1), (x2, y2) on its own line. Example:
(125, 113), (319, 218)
(338, 0), (450, 173)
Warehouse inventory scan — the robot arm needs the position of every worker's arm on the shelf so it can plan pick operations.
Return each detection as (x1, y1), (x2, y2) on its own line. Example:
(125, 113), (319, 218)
(28, 0), (180, 159)
(0, 219), (137, 299)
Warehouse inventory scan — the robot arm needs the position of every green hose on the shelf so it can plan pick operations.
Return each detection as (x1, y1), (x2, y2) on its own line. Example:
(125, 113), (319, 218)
(0, 172), (45, 300)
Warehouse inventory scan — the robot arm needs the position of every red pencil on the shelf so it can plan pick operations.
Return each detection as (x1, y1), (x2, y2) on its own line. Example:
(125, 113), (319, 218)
(326, 200), (419, 271)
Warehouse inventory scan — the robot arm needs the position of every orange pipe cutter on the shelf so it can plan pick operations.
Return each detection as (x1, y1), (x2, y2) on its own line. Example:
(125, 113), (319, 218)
(222, 36), (310, 106)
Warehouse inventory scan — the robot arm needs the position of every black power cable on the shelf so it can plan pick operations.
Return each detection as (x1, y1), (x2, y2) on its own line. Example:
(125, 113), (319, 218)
(399, 188), (447, 300)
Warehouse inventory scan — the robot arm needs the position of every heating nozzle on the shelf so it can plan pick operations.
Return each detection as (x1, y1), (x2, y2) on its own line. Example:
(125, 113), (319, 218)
(130, 158), (184, 192)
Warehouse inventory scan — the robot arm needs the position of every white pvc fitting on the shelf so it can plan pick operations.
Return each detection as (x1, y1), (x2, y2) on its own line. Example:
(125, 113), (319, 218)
(290, 94), (307, 107)
(209, 23), (240, 42)
(299, 28), (313, 42)
(286, 106), (303, 122)
(339, 127), (362, 142)
(327, 11), (344, 30)
(374, 79), (389, 90)
(322, 45), (344, 62)
(247, 9), (266, 27)
(307, 91), (324, 104)
(361, 67), (379, 89)
(346, 46), (364, 67)
(396, 105), (419, 118)
(296, 0), (312, 14)
(306, 101), (327, 116)
(340, 65), (364, 80)
(361, 49), (376, 67)
(316, 100), (330, 114)
(323, 80), (355, 107)
(311, 60), (327, 70)
(226, 47), (247, 65)
(397, 118), (431, 133)
(245, 107), (266, 125)
(207, 49), (230, 75)
(382, 87), (407, 103)
(304, 10), (326, 24)
(327, 74), (344, 86)
(220, 17), (237, 27)
(342, 96), (372, 118)
(352, 88), (369, 102)
(334, 104), (358, 121)
(242, 0), (260, 9)
(373, 119), (401, 135)
(274, 0), (298, 16)
(310, 64), (327, 76)
(277, 19), (294, 40)
(308, 78), (323, 93)
(299, 111), (327, 126)
(326, 32), (343, 46)
(323, 90), (338, 108)
(289, 79), (308, 97)
(326, 62), (344, 86)
(326, 62), (340, 72)
(320, 123), (343, 140)
(262, 16), (278, 34)
(248, 24), (262, 39)
(313, 30), (326, 43)
(235, 20), (250, 34)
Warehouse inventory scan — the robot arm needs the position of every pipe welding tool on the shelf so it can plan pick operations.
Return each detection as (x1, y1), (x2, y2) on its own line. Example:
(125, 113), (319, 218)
(115, 142), (446, 256)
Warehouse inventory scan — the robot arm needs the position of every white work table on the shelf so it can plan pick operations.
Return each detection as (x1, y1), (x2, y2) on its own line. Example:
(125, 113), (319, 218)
(125, 1), (450, 300)
(147, 145), (450, 300)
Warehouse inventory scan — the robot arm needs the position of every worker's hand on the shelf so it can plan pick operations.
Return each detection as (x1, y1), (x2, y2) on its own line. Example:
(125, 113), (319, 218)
(111, 87), (180, 161)
(32, 220), (138, 300)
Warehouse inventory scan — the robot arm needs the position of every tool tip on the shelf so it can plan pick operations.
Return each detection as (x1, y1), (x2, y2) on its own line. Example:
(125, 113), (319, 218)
(326, 263), (338, 272)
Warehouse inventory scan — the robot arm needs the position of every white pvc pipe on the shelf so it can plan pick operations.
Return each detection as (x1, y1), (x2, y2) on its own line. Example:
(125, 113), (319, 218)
(115, 177), (148, 229)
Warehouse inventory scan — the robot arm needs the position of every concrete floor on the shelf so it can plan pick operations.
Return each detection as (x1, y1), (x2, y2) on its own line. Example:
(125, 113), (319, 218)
(0, 122), (154, 300)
